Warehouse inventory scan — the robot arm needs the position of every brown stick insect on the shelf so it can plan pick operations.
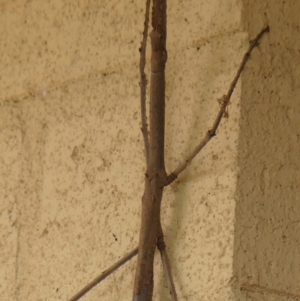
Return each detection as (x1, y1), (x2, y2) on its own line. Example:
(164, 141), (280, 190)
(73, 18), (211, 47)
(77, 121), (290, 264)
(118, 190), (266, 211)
(67, 1), (269, 300)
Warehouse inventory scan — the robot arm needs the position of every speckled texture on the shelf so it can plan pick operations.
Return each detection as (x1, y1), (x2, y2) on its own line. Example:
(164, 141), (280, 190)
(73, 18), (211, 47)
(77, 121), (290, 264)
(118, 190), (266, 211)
(0, 1), (285, 301)
(232, 0), (300, 300)
(0, 105), (21, 301)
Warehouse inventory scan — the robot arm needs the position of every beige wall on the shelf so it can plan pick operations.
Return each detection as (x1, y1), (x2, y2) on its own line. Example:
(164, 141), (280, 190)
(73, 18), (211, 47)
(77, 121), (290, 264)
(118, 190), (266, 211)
(0, 1), (298, 301)
(233, 0), (300, 300)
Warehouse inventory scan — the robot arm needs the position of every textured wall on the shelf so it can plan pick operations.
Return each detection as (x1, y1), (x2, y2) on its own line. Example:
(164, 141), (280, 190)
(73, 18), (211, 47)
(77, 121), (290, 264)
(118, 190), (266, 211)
(232, 0), (300, 300)
(0, 1), (281, 301)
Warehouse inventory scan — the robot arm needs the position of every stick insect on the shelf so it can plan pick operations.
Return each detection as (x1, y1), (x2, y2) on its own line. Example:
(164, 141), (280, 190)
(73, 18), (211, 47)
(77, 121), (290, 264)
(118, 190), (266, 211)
(68, 1), (269, 300)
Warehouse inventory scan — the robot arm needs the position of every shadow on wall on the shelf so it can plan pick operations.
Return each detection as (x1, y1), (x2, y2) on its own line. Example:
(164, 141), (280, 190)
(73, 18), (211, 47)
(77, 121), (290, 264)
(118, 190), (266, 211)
(232, 1), (300, 300)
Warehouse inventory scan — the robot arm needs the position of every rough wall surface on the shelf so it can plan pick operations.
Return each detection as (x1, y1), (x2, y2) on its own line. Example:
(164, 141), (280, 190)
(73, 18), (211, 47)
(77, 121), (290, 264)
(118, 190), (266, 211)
(1, 1), (292, 301)
(233, 1), (300, 300)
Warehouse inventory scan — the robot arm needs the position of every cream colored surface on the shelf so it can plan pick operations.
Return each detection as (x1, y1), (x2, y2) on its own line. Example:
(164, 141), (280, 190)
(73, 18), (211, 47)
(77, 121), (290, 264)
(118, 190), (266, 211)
(232, 1), (300, 300)
(0, 1), (298, 301)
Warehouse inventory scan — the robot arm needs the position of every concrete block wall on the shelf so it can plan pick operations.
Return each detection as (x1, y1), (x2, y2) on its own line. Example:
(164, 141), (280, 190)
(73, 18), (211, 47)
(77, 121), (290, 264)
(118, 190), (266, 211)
(0, 1), (299, 301)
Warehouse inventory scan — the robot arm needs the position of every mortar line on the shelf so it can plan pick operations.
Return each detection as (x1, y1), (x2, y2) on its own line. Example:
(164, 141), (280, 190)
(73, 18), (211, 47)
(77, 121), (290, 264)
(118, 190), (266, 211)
(0, 67), (123, 105)
(240, 283), (300, 300)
